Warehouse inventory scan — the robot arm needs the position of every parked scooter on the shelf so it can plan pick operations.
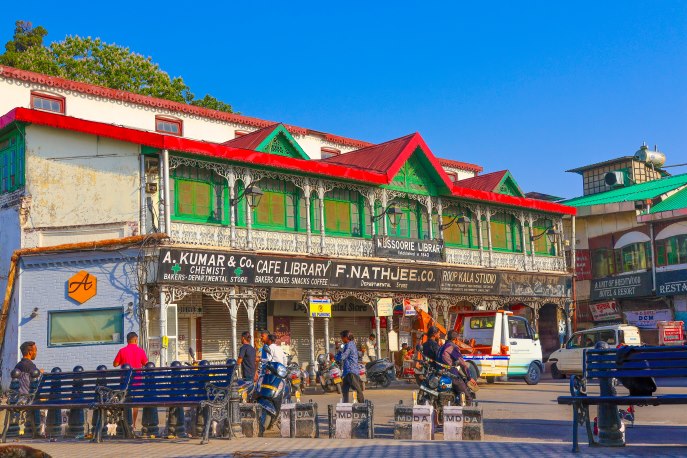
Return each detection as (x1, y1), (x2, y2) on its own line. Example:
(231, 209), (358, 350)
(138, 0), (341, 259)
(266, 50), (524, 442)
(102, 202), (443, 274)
(254, 349), (291, 434)
(286, 355), (305, 394)
(365, 358), (395, 388)
(416, 359), (476, 424)
(316, 354), (343, 394)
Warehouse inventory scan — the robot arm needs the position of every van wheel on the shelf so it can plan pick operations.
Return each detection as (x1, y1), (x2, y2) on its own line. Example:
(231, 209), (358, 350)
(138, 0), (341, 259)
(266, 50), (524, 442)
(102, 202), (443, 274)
(524, 363), (542, 385)
(486, 376), (496, 384)
(550, 363), (565, 380)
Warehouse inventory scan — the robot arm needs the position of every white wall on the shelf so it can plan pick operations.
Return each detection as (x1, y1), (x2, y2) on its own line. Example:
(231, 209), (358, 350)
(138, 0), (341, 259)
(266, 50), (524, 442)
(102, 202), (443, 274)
(23, 125), (140, 232)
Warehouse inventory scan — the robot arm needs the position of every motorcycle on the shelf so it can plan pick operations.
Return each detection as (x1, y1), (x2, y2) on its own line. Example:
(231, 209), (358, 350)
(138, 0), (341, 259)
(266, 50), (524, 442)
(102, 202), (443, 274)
(254, 351), (291, 435)
(365, 358), (395, 388)
(286, 356), (305, 394)
(316, 354), (343, 394)
(416, 360), (476, 425)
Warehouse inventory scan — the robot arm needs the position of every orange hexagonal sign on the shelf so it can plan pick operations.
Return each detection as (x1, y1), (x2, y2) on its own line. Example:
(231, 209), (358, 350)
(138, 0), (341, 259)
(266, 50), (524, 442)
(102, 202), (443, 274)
(67, 270), (97, 304)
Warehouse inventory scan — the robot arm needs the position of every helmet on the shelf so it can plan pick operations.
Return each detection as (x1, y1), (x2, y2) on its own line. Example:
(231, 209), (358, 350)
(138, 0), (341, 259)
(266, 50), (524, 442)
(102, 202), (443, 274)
(317, 354), (326, 364)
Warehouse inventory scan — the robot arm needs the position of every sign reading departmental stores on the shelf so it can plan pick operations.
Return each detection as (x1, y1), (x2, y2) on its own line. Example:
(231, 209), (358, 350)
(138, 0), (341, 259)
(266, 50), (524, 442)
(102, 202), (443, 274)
(590, 271), (653, 301)
(373, 236), (444, 262)
(157, 248), (569, 298)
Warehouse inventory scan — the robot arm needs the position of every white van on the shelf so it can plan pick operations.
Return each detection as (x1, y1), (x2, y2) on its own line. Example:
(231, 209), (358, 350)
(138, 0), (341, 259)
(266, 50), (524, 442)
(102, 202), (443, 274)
(547, 324), (642, 378)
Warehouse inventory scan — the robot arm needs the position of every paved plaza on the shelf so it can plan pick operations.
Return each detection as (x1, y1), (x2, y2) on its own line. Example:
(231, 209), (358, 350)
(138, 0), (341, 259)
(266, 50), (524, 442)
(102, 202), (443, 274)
(2, 375), (686, 457)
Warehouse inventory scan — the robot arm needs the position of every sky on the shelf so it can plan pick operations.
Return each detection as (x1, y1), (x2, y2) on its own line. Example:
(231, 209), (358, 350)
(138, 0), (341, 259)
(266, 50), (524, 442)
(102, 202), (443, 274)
(2, 1), (686, 199)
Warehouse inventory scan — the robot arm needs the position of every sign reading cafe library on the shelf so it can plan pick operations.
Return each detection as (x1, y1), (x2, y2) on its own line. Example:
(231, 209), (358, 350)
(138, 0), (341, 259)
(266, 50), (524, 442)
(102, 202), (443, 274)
(373, 236), (444, 262)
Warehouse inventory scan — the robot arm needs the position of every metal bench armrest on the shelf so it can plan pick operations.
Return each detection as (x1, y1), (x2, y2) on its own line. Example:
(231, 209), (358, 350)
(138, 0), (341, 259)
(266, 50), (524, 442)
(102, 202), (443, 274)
(94, 386), (127, 407)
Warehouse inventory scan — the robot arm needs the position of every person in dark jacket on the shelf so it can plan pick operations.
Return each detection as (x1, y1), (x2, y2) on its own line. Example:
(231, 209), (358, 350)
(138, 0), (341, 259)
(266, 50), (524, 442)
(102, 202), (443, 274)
(422, 326), (441, 367)
(337, 330), (365, 403)
(438, 330), (475, 403)
(15, 341), (40, 394)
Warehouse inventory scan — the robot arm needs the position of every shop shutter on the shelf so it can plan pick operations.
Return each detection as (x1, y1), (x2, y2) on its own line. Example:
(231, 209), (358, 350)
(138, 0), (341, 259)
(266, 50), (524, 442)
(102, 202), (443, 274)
(201, 299), (232, 363)
(289, 317), (326, 369)
(177, 318), (190, 363)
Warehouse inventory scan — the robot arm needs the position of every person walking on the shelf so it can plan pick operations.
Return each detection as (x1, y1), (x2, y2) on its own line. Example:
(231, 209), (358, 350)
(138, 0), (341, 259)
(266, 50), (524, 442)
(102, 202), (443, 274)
(266, 334), (287, 365)
(237, 331), (256, 381)
(366, 334), (378, 362)
(113, 332), (148, 430)
(338, 330), (365, 403)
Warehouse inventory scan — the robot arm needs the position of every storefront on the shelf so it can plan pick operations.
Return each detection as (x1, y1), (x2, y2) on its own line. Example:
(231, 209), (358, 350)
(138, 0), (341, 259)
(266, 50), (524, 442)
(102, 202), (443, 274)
(153, 247), (571, 374)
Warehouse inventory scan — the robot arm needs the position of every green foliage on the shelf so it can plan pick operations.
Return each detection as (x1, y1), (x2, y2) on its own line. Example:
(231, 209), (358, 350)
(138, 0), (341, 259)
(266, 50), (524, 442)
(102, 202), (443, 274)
(1, 21), (234, 113)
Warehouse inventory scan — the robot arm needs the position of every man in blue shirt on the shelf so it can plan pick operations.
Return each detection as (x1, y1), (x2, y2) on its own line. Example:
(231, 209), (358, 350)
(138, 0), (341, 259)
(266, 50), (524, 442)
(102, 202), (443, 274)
(337, 330), (365, 403)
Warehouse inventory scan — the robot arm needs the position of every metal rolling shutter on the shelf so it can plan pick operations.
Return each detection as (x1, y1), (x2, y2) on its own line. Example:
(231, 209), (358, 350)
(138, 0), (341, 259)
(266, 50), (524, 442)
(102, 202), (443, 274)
(289, 318), (326, 368)
(201, 298), (232, 363)
(177, 318), (190, 363)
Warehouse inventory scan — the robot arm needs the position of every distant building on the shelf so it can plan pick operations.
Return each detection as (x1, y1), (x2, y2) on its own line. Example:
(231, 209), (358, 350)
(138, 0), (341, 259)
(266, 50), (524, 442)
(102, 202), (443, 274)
(564, 144), (687, 343)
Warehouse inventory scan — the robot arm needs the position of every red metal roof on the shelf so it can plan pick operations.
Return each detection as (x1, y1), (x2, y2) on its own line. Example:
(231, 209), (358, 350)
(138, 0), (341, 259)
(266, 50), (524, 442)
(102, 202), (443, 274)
(321, 134), (416, 173)
(437, 158), (483, 173)
(221, 123), (279, 150)
(0, 107), (576, 216)
(0, 65), (372, 148)
(456, 170), (508, 192)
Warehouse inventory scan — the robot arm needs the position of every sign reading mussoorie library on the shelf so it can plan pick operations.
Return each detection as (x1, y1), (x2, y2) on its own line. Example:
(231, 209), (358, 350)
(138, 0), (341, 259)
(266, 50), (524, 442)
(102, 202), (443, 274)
(373, 236), (444, 262)
(158, 248), (569, 297)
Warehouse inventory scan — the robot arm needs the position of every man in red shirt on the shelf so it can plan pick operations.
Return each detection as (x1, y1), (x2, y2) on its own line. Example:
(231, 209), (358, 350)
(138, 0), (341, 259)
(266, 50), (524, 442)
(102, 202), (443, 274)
(113, 332), (148, 430)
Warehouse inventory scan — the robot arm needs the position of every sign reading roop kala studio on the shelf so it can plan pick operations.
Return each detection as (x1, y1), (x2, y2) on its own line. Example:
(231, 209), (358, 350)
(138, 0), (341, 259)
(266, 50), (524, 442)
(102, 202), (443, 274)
(591, 271), (653, 301)
(373, 236), (444, 262)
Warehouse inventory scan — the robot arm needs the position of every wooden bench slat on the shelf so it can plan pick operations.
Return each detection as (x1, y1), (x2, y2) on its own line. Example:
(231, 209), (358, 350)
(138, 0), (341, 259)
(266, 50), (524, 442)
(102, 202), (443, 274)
(588, 368), (687, 378)
(587, 360), (687, 370)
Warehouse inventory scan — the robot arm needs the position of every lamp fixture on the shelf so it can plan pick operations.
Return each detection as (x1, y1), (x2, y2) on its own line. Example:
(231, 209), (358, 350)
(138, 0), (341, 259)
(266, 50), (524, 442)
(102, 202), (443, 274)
(439, 215), (471, 234)
(531, 227), (560, 243)
(371, 204), (403, 228)
(231, 183), (264, 208)
(125, 302), (134, 316)
(30, 308), (39, 319)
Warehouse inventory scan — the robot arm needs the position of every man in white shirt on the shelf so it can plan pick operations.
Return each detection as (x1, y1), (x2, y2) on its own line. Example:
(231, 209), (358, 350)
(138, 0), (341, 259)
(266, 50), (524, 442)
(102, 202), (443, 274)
(267, 334), (287, 365)
(366, 334), (378, 362)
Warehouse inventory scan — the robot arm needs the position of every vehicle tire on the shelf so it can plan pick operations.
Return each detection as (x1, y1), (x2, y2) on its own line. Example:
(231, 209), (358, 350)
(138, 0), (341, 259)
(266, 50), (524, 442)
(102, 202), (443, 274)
(486, 376), (496, 384)
(258, 409), (274, 436)
(335, 383), (342, 394)
(524, 362), (542, 385)
(380, 373), (391, 388)
(550, 363), (565, 380)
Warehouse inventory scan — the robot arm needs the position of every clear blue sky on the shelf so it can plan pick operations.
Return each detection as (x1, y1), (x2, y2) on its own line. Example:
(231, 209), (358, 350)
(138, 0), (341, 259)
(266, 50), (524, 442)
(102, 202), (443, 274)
(2, 2), (686, 198)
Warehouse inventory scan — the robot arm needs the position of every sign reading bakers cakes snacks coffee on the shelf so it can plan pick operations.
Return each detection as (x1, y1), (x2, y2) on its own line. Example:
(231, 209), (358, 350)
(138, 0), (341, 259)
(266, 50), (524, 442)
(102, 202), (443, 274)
(591, 271), (653, 300)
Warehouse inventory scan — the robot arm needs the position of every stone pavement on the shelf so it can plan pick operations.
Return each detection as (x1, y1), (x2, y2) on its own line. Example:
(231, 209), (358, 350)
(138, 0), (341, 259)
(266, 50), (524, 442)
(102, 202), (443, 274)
(2, 437), (686, 458)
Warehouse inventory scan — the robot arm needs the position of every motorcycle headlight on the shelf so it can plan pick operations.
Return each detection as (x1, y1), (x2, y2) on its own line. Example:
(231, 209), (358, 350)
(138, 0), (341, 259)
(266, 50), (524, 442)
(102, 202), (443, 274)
(276, 363), (288, 378)
(428, 375), (440, 389)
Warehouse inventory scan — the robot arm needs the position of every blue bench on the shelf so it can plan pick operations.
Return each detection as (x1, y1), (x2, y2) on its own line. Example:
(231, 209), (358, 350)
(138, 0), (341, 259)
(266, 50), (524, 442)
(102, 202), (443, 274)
(557, 346), (687, 452)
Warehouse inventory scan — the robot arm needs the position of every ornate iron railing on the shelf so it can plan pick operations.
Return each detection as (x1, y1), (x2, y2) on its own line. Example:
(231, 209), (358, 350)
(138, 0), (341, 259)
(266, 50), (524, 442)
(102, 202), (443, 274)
(169, 222), (566, 272)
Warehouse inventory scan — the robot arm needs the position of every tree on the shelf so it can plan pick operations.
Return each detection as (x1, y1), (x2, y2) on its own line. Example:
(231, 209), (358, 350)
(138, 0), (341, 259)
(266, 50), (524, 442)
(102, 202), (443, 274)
(1, 22), (234, 113)
(0, 20), (48, 67)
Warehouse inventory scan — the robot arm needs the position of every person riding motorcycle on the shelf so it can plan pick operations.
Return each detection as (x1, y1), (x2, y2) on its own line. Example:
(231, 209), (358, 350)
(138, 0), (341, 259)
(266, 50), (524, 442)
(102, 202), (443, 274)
(438, 329), (476, 404)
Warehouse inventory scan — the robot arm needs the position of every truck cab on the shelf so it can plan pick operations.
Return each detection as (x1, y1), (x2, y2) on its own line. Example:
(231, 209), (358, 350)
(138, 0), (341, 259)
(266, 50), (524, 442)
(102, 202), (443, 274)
(454, 310), (544, 385)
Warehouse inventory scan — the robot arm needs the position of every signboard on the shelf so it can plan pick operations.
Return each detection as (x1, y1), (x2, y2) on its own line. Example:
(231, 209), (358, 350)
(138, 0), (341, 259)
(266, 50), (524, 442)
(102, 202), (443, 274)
(624, 309), (672, 329)
(590, 271), (653, 301)
(440, 269), (499, 295)
(274, 317), (291, 345)
(403, 298), (428, 316)
(157, 249), (570, 298)
(377, 298), (393, 317)
(575, 249), (592, 281)
(589, 301), (621, 322)
(178, 305), (203, 317)
(388, 330), (399, 352)
(309, 297), (332, 317)
(658, 321), (684, 345)
(158, 248), (254, 285)
(373, 236), (444, 262)
(68, 270), (97, 304)
(329, 261), (440, 292)
(656, 269), (687, 296)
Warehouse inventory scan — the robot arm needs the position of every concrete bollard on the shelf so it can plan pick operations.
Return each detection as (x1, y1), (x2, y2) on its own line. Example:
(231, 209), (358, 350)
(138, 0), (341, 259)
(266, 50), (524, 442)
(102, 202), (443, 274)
(5, 369), (22, 438)
(411, 404), (434, 440)
(166, 361), (186, 438)
(45, 367), (63, 437)
(66, 366), (85, 438)
(329, 401), (374, 439)
(141, 362), (159, 437)
(443, 406), (464, 441)
(239, 404), (261, 438)
(393, 401), (413, 440)
(461, 405), (484, 441)
(280, 401), (319, 438)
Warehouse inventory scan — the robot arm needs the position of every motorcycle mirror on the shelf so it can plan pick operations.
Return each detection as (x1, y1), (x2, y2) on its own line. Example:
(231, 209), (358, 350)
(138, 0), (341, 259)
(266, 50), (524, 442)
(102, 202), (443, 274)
(188, 347), (195, 359)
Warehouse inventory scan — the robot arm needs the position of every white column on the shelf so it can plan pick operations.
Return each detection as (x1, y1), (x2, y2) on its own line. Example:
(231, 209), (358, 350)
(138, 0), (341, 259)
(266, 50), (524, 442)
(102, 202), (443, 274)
(382, 189), (389, 236)
(426, 199), (433, 240)
(324, 317), (330, 356)
(521, 217), (529, 271)
(228, 168), (236, 247)
(437, 199), (444, 240)
(162, 149), (171, 234)
(305, 182), (312, 253)
(308, 314), (316, 379)
(375, 315), (382, 360)
(486, 212), (493, 268)
(528, 215), (536, 264)
(318, 182), (326, 253)
(159, 286), (168, 367)
(229, 290), (238, 359)
(247, 297), (255, 345)
(245, 173), (254, 249)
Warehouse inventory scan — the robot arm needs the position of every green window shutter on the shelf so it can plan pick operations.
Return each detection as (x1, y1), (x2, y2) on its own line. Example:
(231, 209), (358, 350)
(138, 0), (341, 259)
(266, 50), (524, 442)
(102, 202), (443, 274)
(656, 241), (666, 266)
